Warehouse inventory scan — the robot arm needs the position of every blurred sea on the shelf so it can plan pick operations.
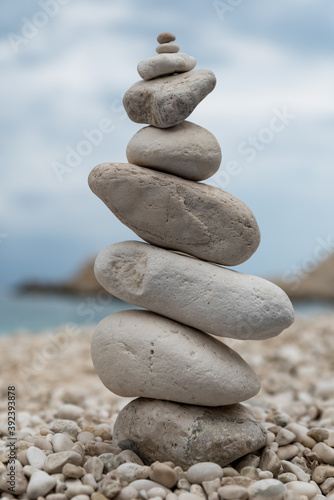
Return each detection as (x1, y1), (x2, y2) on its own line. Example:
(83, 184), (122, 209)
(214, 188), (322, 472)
(0, 291), (140, 335)
(1, 292), (334, 336)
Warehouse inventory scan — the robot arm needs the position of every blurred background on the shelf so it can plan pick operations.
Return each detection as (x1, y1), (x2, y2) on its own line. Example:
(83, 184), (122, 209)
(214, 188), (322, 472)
(1, 0), (334, 333)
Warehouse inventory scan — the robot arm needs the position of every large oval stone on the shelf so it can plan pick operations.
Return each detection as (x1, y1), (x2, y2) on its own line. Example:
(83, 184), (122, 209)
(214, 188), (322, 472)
(95, 242), (294, 341)
(126, 121), (221, 181)
(88, 163), (260, 266)
(91, 310), (261, 406)
(113, 398), (267, 468)
(123, 70), (216, 128)
(137, 53), (196, 81)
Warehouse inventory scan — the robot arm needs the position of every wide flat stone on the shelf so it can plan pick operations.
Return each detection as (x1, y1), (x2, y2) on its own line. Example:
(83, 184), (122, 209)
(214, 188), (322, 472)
(156, 42), (180, 54)
(88, 163), (260, 266)
(112, 398), (267, 468)
(123, 70), (216, 128)
(91, 310), (260, 405)
(126, 121), (221, 180)
(137, 53), (196, 80)
(95, 242), (294, 341)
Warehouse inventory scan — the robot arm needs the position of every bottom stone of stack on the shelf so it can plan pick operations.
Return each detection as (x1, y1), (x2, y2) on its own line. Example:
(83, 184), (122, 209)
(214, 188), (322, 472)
(113, 398), (267, 468)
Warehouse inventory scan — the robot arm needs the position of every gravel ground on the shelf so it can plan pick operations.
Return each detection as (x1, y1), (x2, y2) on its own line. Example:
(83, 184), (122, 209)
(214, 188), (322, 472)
(1, 313), (334, 499)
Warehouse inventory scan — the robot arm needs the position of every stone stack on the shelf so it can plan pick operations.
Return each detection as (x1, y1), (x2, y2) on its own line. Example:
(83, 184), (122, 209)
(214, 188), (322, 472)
(88, 32), (295, 468)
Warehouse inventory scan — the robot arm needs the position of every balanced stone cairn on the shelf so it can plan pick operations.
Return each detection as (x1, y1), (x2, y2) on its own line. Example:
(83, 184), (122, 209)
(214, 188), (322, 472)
(88, 32), (295, 468)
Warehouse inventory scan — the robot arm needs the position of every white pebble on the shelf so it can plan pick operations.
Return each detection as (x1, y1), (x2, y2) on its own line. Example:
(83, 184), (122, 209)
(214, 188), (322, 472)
(130, 480), (171, 494)
(313, 442), (334, 464)
(117, 485), (139, 500)
(27, 470), (56, 499)
(285, 481), (318, 498)
(23, 465), (41, 478)
(77, 432), (95, 444)
(281, 460), (310, 482)
(278, 472), (297, 483)
(247, 479), (285, 500)
(148, 487), (167, 499)
(55, 404), (84, 421)
(186, 462), (223, 484)
(275, 429), (296, 446)
(258, 470), (273, 479)
(52, 433), (74, 453)
(117, 462), (141, 482)
(26, 446), (46, 469)
(202, 478), (221, 495)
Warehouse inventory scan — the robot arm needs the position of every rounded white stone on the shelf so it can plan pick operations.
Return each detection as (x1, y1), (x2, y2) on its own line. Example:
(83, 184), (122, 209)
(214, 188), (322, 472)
(138, 53), (196, 80)
(27, 470), (56, 499)
(89, 163), (261, 267)
(186, 463), (223, 484)
(95, 241), (294, 341)
(126, 121), (221, 181)
(27, 446), (46, 469)
(91, 310), (260, 406)
(52, 433), (74, 453)
(129, 479), (171, 494)
(247, 479), (285, 500)
(313, 442), (334, 464)
(285, 481), (318, 498)
(55, 404), (83, 421)
(156, 43), (180, 54)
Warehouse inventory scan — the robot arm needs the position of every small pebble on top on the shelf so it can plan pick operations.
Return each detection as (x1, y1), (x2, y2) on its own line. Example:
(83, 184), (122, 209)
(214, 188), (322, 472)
(157, 31), (176, 43)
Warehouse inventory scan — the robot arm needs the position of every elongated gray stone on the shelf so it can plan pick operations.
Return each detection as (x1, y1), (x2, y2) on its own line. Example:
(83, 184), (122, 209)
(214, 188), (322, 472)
(137, 53), (196, 80)
(112, 398), (267, 468)
(95, 241), (294, 341)
(88, 163), (260, 266)
(91, 310), (260, 406)
(126, 121), (221, 180)
(123, 70), (216, 128)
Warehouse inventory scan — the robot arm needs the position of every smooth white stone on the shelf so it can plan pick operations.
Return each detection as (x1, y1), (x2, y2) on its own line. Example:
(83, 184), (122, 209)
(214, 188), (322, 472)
(27, 446), (46, 469)
(27, 470), (57, 499)
(137, 53), (195, 80)
(91, 310), (260, 405)
(126, 121), (221, 181)
(95, 241), (294, 341)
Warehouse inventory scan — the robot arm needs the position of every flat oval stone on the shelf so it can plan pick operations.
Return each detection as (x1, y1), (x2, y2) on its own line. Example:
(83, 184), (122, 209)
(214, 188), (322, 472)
(157, 32), (176, 43)
(95, 242), (294, 340)
(156, 42), (180, 53)
(126, 121), (221, 181)
(123, 70), (216, 128)
(112, 398), (267, 468)
(88, 163), (260, 266)
(91, 310), (261, 405)
(137, 53), (196, 81)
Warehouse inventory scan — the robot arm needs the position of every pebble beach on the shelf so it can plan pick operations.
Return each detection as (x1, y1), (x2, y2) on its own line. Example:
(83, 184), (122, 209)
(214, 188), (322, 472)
(1, 313), (334, 499)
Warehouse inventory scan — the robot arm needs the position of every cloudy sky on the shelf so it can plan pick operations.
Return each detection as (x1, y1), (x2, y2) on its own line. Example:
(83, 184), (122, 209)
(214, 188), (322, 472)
(1, 0), (334, 289)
